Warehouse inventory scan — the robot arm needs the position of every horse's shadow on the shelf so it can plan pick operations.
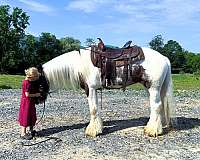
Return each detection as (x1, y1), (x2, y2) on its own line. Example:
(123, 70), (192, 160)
(37, 117), (200, 137)
(102, 117), (148, 135)
(37, 122), (88, 137)
(174, 116), (200, 131)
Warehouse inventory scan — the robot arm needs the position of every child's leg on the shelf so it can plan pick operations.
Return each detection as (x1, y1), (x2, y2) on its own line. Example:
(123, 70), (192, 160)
(20, 126), (26, 136)
(29, 126), (33, 132)
(20, 126), (33, 140)
(29, 126), (36, 136)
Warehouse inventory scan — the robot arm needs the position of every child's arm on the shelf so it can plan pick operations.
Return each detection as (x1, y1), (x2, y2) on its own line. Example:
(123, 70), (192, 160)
(25, 92), (41, 97)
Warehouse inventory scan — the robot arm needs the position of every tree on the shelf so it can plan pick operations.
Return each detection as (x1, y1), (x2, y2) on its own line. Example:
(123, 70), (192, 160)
(184, 51), (196, 73)
(162, 40), (185, 73)
(184, 51), (200, 73)
(36, 32), (61, 64)
(0, 5), (10, 69)
(0, 5), (29, 73)
(20, 34), (38, 70)
(149, 35), (164, 53)
(173, 52), (186, 72)
(85, 38), (96, 47)
(60, 37), (80, 53)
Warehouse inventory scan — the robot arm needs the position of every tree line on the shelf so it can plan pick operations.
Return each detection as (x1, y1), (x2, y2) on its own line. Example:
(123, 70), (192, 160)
(0, 5), (200, 74)
(149, 35), (200, 74)
(0, 5), (80, 74)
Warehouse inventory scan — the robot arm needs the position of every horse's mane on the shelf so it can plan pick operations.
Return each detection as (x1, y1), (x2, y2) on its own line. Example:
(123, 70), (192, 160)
(42, 49), (93, 90)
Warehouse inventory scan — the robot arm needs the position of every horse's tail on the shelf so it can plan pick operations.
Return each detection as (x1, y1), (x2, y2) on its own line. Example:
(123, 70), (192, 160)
(162, 59), (176, 127)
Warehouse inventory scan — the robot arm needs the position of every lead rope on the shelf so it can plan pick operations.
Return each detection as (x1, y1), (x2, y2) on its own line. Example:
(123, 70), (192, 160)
(34, 89), (59, 128)
(21, 92), (63, 147)
(35, 100), (46, 126)
(100, 89), (103, 110)
(34, 91), (53, 128)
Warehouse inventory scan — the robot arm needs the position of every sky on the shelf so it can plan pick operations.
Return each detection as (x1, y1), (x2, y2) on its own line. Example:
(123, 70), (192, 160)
(1, 0), (200, 53)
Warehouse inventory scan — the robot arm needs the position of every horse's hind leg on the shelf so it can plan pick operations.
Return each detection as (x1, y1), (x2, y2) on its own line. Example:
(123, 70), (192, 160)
(144, 87), (163, 137)
(85, 87), (103, 137)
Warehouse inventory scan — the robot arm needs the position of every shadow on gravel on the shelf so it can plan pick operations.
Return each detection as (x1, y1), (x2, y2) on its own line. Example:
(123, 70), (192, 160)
(175, 117), (200, 130)
(36, 117), (200, 137)
(37, 122), (88, 137)
(101, 117), (149, 135)
(101, 116), (200, 135)
(37, 117), (149, 137)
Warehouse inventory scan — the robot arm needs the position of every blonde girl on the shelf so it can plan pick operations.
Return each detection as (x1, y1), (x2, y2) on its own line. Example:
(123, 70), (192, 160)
(18, 67), (41, 140)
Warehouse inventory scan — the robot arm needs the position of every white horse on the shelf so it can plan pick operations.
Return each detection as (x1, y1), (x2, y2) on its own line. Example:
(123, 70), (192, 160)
(41, 46), (175, 137)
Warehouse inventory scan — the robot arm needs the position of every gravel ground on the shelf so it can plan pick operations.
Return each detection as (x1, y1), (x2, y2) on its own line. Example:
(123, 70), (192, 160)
(0, 89), (200, 160)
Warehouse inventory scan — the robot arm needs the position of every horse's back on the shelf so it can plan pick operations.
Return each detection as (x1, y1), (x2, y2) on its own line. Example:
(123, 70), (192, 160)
(141, 47), (170, 81)
(142, 47), (169, 63)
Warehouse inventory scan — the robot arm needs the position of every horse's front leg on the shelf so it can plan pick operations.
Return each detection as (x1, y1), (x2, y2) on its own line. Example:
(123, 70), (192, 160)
(85, 87), (103, 137)
(144, 88), (163, 137)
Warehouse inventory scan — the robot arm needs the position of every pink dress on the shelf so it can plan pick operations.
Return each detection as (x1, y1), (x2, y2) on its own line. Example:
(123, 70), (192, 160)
(18, 80), (38, 127)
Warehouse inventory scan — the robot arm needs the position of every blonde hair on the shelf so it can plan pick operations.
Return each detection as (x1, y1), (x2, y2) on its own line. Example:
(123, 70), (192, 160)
(25, 67), (40, 79)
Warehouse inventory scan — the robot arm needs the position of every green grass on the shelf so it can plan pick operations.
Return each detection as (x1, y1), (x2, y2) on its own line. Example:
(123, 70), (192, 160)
(0, 74), (200, 91)
(0, 74), (24, 89)
(172, 74), (200, 90)
(129, 74), (200, 91)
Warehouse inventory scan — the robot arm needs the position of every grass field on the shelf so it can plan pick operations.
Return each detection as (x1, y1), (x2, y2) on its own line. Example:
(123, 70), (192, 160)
(0, 74), (24, 89)
(0, 74), (200, 91)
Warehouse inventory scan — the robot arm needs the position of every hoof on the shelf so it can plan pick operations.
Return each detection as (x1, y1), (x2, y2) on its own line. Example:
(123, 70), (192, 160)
(144, 126), (162, 137)
(85, 117), (103, 137)
(85, 127), (99, 137)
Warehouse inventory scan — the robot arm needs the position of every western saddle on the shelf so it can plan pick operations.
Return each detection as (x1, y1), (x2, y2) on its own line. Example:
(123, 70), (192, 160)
(91, 38), (145, 90)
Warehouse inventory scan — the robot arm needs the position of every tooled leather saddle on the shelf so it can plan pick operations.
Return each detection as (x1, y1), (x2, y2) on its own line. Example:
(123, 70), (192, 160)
(91, 38), (145, 90)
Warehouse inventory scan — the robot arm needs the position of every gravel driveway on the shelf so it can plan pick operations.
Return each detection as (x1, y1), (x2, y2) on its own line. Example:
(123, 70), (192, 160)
(0, 89), (200, 160)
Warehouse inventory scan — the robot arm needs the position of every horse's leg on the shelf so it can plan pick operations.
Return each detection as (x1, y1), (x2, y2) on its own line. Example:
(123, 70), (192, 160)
(144, 87), (163, 137)
(85, 87), (103, 137)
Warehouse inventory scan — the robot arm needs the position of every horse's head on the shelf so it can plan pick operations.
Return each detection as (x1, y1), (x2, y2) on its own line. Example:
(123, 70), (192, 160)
(34, 64), (50, 104)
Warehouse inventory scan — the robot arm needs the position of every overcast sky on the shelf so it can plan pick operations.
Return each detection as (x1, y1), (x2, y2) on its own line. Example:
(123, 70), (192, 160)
(1, 0), (200, 53)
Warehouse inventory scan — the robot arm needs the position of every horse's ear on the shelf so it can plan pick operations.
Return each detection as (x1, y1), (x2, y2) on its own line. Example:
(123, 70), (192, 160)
(37, 64), (43, 73)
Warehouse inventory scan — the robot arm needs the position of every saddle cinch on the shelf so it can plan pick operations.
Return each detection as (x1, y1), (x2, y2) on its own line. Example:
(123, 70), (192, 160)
(91, 38), (145, 90)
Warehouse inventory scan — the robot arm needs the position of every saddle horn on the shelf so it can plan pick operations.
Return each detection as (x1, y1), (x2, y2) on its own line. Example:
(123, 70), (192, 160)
(97, 38), (105, 51)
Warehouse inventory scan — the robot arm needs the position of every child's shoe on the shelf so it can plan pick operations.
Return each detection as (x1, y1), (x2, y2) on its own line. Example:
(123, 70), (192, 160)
(30, 130), (37, 137)
(20, 133), (33, 140)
